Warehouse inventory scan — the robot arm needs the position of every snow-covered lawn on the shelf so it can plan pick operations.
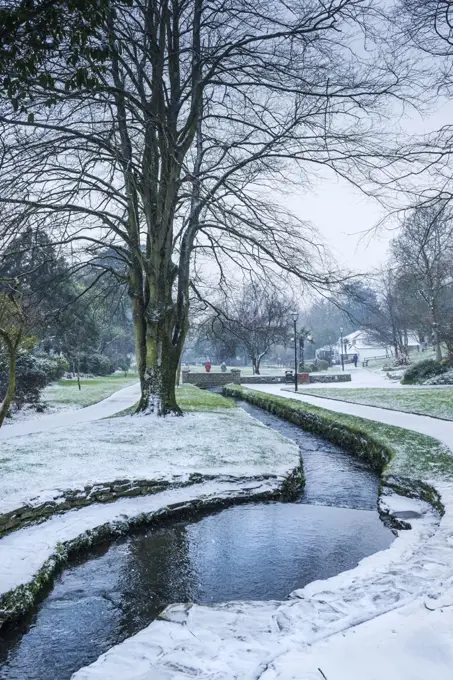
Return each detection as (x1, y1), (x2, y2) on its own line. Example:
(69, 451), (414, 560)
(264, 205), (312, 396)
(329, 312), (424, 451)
(296, 386), (453, 420)
(0, 409), (298, 515)
(43, 374), (139, 408)
(72, 387), (453, 680)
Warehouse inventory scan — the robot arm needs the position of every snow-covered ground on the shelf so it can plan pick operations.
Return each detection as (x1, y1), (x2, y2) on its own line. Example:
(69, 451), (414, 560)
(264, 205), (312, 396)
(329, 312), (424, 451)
(72, 385), (453, 680)
(3, 379), (453, 679)
(302, 367), (453, 389)
(2, 401), (80, 430)
(72, 486), (452, 680)
(0, 382), (140, 441)
(0, 478), (285, 605)
(0, 408), (299, 515)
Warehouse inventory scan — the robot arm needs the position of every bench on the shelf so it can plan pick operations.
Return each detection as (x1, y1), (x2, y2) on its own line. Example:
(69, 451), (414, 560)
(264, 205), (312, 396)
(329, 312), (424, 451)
(362, 356), (389, 367)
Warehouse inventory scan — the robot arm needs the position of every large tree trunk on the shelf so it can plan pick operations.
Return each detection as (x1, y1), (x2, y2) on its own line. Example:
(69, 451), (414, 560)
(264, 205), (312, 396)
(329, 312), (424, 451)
(136, 325), (183, 416)
(0, 334), (19, 428)
(252, 356), (261, 375)
(131, 270), (189, 416)
(131, 289), (147, 399)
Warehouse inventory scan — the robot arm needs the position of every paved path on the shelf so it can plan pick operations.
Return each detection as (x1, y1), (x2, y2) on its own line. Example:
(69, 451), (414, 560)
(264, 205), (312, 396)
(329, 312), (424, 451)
(252, 384), (453, 449)
(301, 366), (452, 389)
(305, 367), (397, 388)
(0, 382), (141, 441)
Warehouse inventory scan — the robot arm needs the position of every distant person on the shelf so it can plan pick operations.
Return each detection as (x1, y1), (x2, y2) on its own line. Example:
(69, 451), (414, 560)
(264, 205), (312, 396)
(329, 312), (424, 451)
(220, 362), (227, 373)
(205, 361), (212, 373)
(353, 353), (358, 368)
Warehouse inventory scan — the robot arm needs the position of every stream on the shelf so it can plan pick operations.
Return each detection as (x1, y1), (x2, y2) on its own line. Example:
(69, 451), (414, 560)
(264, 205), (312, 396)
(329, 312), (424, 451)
(0, 402), (394, 680)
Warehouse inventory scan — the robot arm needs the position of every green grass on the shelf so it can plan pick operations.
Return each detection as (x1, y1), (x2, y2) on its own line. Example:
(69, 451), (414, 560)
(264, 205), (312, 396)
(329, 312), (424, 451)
(113, 384), (234, 417)
(225, 385), (453, 483)
(176, 385), (234, 411)
(43, 374), (139, 408)
(295, 387), (453, 421)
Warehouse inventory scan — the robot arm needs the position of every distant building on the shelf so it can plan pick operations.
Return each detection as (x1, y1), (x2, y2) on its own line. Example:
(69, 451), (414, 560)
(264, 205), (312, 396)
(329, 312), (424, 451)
(335, 330), (389, 362)
(316, 329), (420, 364)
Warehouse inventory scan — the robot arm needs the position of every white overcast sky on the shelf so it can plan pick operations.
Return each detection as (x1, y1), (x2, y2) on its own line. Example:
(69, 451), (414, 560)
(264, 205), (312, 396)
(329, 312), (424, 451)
(285, 173), (389, 274)
(286, 99), (453, 274)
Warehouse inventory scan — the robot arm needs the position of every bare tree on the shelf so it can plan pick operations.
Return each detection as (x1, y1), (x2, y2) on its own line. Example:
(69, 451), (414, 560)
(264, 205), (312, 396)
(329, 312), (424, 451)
(204, 282), (293, 374)
(387, 1), (453, 212)
(391, 204), (453, 360)
(365, 270), (414, 362)
(0, 0), (407, 415)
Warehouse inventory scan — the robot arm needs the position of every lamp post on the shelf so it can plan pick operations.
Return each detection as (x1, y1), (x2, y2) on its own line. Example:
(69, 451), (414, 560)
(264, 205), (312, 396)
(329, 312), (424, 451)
(291, 311), (299, 392)
(340, 327), (344, 371)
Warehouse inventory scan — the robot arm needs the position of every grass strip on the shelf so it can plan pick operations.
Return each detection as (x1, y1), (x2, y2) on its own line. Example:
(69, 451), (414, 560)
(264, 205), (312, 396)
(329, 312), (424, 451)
(293, 387), (453, 421)
(224, 385), (453, 497)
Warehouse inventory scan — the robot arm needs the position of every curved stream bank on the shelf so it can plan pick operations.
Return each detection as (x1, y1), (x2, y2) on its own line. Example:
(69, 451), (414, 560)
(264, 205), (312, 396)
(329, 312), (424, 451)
(0, 405), (393, 680)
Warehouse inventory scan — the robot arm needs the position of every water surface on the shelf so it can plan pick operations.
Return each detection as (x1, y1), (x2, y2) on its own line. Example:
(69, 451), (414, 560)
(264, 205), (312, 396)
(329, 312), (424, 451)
(0, 402), (393, 680)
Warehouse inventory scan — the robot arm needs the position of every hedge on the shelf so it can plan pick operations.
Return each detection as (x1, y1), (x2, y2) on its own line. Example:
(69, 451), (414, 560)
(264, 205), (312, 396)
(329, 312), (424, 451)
(223, 385), (445, 516)
(402, 359), (447, 385)
(0, 353), (46, 409)
(224, 384), (391, 472)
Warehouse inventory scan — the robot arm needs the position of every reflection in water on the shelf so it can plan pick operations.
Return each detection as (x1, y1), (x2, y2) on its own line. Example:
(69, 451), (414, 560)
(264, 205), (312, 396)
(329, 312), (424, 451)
(238, 400), (380, 510)
(0, 504), (392, 680)
(0, 403), (394, 680)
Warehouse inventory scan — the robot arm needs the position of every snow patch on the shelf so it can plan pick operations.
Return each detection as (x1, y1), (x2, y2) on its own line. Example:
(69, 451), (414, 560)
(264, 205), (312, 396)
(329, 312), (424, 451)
(0, 479), (284, 602)
(72, 484), (452, 680)
(0, 409), (299, 515)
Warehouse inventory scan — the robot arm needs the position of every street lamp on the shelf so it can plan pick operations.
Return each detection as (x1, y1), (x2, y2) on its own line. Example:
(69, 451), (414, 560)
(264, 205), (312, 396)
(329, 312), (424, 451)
(340, 327), (344, 371)
(291, 311), (299, 392)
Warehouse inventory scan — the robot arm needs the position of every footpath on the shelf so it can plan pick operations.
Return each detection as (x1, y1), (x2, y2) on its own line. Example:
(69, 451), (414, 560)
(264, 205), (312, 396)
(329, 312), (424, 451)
(0, 382), (141, 441)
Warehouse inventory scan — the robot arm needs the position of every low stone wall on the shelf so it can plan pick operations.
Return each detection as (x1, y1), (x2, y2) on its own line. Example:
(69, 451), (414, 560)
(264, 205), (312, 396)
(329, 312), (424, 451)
(309, 373), (351, 383)
(182, 371), (351, 386)
(182, 370), (241, 387)
(240, 375), (286, 384)
(2, 470), (305, 538)
(0, 478), (176, 537)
